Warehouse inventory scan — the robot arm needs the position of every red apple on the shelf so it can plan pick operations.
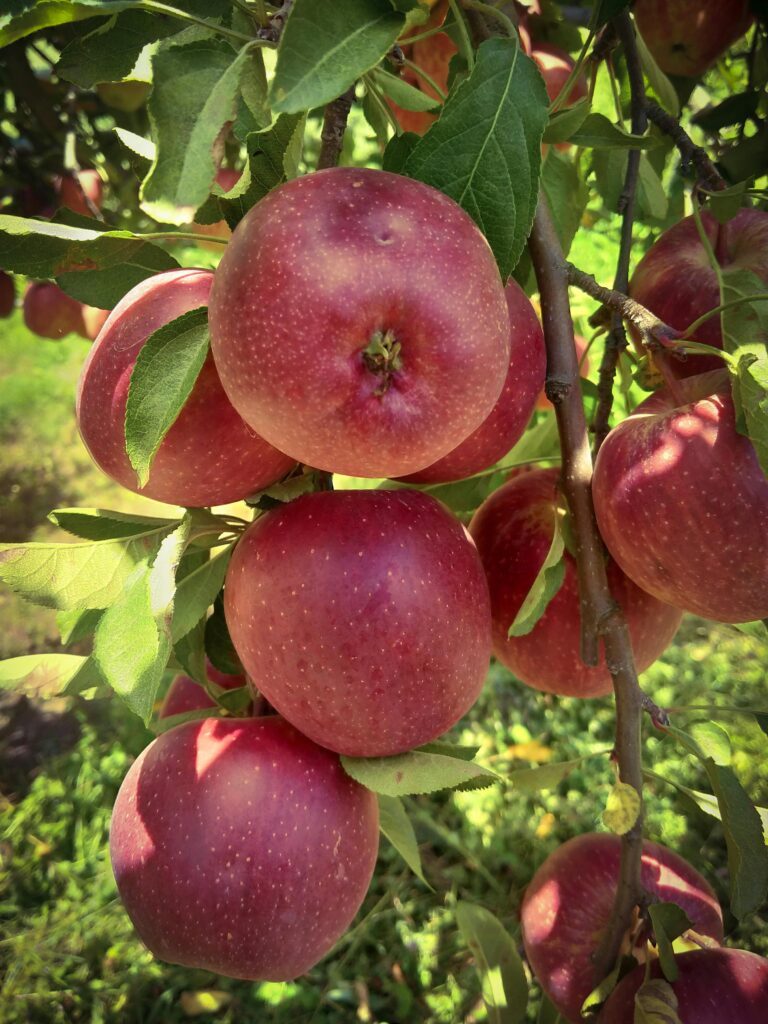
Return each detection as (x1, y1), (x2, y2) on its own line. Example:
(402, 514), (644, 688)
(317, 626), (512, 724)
(521, 833), (725, 1023)
(110, 716), (379, 980)
(23, 282), (87, 339)
(55, 169), (103, 217)
(593, 370), (768, 623)
(195, 168), (241, 245)
(399, 279), (545, 483)
(76, 268), (295, 507)
(468, 468), (682, 698)
(81, 304), (110, 341)
(224, 489), (492, 757)
(387, 0), (453, 135)
(0, 271), (15, 318)
(633, 0), (754, 78)
(532, 42), (588, 106)
(159, 661), (247, 719)
(537, 333), (589, 411)
(209, 167), (511, 478)
(629, 208), (768, 376)
(599, 948), (768, 1023)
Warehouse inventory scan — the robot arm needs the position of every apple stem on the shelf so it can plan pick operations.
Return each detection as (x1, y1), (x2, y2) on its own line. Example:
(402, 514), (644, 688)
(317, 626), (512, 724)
(317, 85), (356, 171)
(362, 329), (403, 395)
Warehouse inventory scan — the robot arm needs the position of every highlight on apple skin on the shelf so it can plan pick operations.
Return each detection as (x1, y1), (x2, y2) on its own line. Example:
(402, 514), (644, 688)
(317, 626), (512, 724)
(76, 268), (295, 507)
(520, 833), (725, 1023)
(109, 716), (380, 981)
(208, 167), (511, 479)
(224, 489), (492, 757)
(593, 370), (768, 624)
(55, 169), (103, 217)
(469, 468), (682, 698)
(633, 0), (754, 78)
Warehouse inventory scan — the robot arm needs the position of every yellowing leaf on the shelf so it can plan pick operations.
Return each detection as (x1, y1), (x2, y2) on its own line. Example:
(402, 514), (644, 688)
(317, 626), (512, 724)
(603, 781), (641, 835)
(180, 990), (232, 1016)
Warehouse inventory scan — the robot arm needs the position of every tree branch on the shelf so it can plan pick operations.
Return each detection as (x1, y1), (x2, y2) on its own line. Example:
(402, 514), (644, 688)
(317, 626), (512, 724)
(317, 86), (356, 171)
(644, 101), (726, 193)
(567, 263), (678, 347)
(528, 199), (647, 985)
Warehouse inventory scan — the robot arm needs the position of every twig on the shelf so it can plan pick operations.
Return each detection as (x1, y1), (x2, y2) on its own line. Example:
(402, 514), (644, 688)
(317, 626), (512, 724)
(528, 198), (647, 987)
(317, 86), (356, 170)
(256, 0), (293, 43)
(567, 263), (678, 346)
(644, 101), (726, 193)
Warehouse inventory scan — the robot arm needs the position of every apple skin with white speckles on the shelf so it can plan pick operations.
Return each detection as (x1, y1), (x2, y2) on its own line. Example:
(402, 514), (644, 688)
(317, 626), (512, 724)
(629, 209), (768, 377)
(599, 948), (768, 1023)
(633, 0), (753, 77)
(76, 269), (295, 507)
(521, 833), (724, 1024)
(468, 469), (682, 698)
(398, 279), (545, 484)
(208, 167), (511, 478)
(593, 371), (768, 623)
(224, 489), (492, 757)
(110, 716), (379, 980)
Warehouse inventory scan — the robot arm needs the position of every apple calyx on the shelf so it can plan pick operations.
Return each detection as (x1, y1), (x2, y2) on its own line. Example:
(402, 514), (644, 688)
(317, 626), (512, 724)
(362, 329), (402, 395)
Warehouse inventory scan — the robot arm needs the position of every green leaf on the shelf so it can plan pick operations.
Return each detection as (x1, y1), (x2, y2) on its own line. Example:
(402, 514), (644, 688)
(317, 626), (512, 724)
(49, 507), (176, 541)
(693, 92), (761, 134)
(634, 978), (681, 1024)
(215, 685), (252, 714)
(152, 706), (219, 735)
(456, 902), (527, 1024)
(0, 215), (179, 305)
(581, 957), (632, 1018)
(370, 67), (440, 112)
(0, 654), (101, 694)
(204, 593), (244, 676)
(539, 147), (589, 259)
(508, 512), (565, 637)
(536, 995), (562, 1024)
(377, 795), (430, 886)
(689, 721), (731, 766)
(94, 516), (191, 722)
(57, 10), (176, 87)
(403, 37), (549, 280)
(637, 154), (668, 221)
(115, 127), (156, 162)
(382, 131), (419, 173)
(171, 545), (232, 643)
(634, 29), (679, 116)
(506, 757), (583, 792)
(594, 1), (631, 27)
(174, 616), (208, 685)
(602, 781), (641, 835)
(731, 619), (768, 641)
(56, 607), (103, 644)
(648, 903), (693, 983)
(341, 749), (500, 797)
(542, 98), (590, 144)
(0, 1), (135, 47)
(123, 307), (210, 487)
(568, 113), (656, 150)
(416, 741), (480, 761)
(141, 40), (250, 225)
(270, 0), (404, 115)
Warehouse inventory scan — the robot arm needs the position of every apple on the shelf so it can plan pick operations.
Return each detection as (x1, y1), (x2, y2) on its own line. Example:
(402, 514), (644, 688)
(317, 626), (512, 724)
(629, 208), (768, 376)
(531, 42), (588, 106)
(593, 370), (768, 623)
(0, 271), (15, 318)
(521, 833), (725, 1023)
(468, 468), (682, 698)
(55, 169), (103, 217)
(399, 279), (545, 484)
(209, 167), (511, 478)
(599, 948), (768, 1023)
(633, 0), (754, 78)
(81, 304), (110, 341)
(537, 333), (589, 411)
(110, 716), (379, 980)
(23, 282), (86, 339)
(76, 268), (295, 507)
(159, 661), (247, 719)
(195, 168), (242, 245)
(96, 80), (151, 112)
(224, 489), (492, 757)
(387, 0), (454, 135)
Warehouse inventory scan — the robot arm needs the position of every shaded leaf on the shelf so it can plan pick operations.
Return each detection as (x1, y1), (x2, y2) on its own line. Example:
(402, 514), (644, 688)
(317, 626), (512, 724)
(635, 29), (679, 116)
(569, 113), (657, 150)
(377, 795), (430, 886)
(540, 148), (589, 259)
(204, 593), (244, 676)
(543, 98), (590, 145)
(49, 507), (176, 541)
(56, 607), (103, 644)
(634, 978), (681, 1024)
(171, 545), (232, 643)
(0, 654), (101, 694)
(506, 757), (583, 792)
(509, 511), (565, 637)
(456, 901), (527, 1024)
(341, 749), (500, 797)
(648, 903), (693, 983)
(370, 67), (440, 112)
(57, 10), (176, 87)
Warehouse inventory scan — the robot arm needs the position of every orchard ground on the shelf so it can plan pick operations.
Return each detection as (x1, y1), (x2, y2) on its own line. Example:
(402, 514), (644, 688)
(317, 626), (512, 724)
(1, 226), (766, 1022)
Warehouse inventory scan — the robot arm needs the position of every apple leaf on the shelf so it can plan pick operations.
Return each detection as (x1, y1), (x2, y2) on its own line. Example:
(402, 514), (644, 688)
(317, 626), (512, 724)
(205, 594), (244, 677)
(403, 36), (549, 280)
(114, 127), (155, 163)
(688, 721), (731, 766)
(731, 619), (768, 641)
(648, 903), (693, 983)
(541, 148), (589, 260)
(56, 607), (103, 644)
(49, 507), (177, 541)
(57, 10), (178, 88)
(174, 617), (208, 686)
(456, 901), (528, 1024)
(0, 654), (101, 695)
(543, 98), (591, 145)
(645, 767), (768, 845)
(341, 749), (500, 797)
(94, 515), (191, 722)
(705, 180), (751, 224)
(567, 113), (657, 150)
(602, 781), (641, 835)
(507, 757), (584, 793)
(377, 795), (430, 887)
(152, 706), (219, 736)
(536, 996), (562, 1024)
(171, 545), (233, 644)
(580, 956), (636, 1018)
(637, 155), (668, 221)
(141, 39), (251, 225)
(0, 1), (136, 47)
(369, 68), (441, 113)
(634, 979), (681, 1024)
(270, 0), (404, 115)
(508, 512), (565, 637)
(634, 28), (679, 116)
(123, 307), (210, 488)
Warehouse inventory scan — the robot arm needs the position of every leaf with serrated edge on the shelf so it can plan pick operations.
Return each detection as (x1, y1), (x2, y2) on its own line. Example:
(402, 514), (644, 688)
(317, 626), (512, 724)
(0, 654), (99, 694)
(507, 757), (583, 792)
(377, 795), (430, 886)
(689, 721), (731, 766)
(171, 545), (232, 643)
(370, 68), (440, 112)
(569, 113), (656, 150)
(509, 511), (565, 637)
(404, 37), (548, 280)
(648, 903), (693, 983)
(49, 508), (176, 541)
(57, 10), (177, 87)
(115, 127), (155, 162)
(341, 749), (500, 797)
(634, 29), (679, 115)
(456, 901), (527, 1024)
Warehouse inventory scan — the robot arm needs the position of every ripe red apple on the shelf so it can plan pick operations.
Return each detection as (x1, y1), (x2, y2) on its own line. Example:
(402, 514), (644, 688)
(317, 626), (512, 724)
(521, 833), (725, 1023)
(633, 0), (754, 78)
(195, 168), (241, 245)
(159, 661), (247, 719)
(77, 268), (295, 507)
(593, 370), (768, 623)
(387, 0), (453, 135)
(629, 208), (768, 376)
(537, 333), (589, 411)
(23, 282), (87, 339)
(532, 42), (588, 106)
(0, 271), (15, 318)
(110, 716), (379, 980)
(81, 304), (110, 341)
(599, 948), (768, 1023)
(399, 279), (545, 484)
(209, 167), (511, 478)
(468, 468), (682, 698)
(224, 489), (492, 756)
(55, 169), (103, 217)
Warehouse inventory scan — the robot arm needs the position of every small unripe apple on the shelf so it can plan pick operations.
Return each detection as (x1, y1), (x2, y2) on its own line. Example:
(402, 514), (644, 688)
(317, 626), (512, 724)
(23, 282), (86, 339)
(225, 489), (492, 756)
(400, 279), (545, 483)
(0, 271), (15, 318)
(521, 833), (724, 1023)
(469, 468), (682, 698)
(593, 371), (768, 623)
(599, 948), (768, 1023)
(55, 169), (103, 217)
(633, 0), (754, 78)
(110, 716), (379, 980)
(77, 268), (295, 507)
(209, 167), (510, 478)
